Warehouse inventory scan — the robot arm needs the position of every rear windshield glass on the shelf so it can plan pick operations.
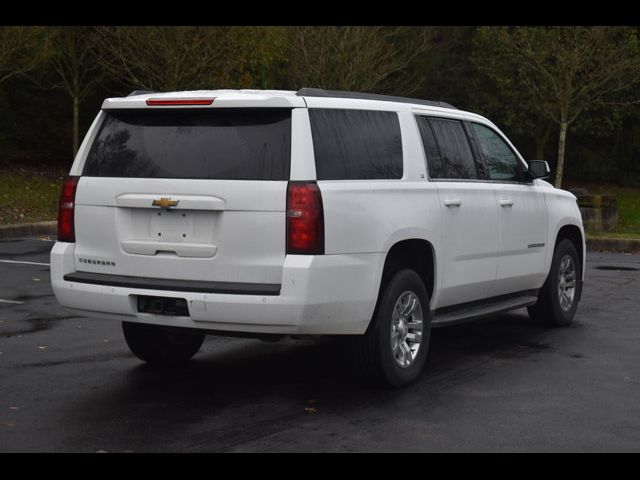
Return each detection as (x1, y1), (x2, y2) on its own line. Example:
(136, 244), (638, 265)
(83, 108), (291, 180)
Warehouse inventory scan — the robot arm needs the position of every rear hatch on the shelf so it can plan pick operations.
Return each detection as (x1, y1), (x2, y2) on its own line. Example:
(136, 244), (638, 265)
(73, 101), (297, 287)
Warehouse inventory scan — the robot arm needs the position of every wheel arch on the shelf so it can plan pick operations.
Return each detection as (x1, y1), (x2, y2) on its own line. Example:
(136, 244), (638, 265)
(554, 223), (586, 280)
(373, 237), (437, 323)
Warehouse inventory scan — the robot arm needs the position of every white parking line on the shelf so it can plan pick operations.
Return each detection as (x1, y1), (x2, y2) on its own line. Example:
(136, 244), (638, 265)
(0, 299), (24, 304)
(0, 259), (50, 266)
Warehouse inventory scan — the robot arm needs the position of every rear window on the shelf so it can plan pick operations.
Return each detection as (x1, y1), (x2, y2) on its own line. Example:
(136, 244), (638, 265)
(428, 118), (478, 180)
(415, 116), (445, 179)
(309, 109), (403, 180)
(83, 108), (291, 180)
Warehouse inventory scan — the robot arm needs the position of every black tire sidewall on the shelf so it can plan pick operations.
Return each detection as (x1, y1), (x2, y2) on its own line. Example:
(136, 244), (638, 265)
(373, 269), (432, 387)
(122, 322), (205, 365)
(547, 239), (582, 325)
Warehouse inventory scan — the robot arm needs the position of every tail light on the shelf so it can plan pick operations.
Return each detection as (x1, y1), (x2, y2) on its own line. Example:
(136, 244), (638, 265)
(58, 176), (79, 242)
(286, 181), (324, 255)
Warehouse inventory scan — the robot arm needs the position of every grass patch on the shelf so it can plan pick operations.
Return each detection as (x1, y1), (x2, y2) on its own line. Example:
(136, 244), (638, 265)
(0, 166), (66, 225)
(586, 232), (640, 240)
(1, 168), (639, 239)
(565, 180), (640, 238)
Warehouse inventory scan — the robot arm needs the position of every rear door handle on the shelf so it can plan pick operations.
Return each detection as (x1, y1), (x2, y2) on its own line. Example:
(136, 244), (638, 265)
(499, 199), (514, 207)
(444, 199), (462, 207)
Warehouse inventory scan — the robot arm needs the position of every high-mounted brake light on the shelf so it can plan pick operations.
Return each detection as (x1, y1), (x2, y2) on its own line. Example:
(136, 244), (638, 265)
(286, 182), (324, 255)
(58, 176), (79, 242)
(145, 98), (214, 106)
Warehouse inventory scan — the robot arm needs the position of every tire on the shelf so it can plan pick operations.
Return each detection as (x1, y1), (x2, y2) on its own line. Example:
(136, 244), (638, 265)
(122, 322), (205, 365)
(528, 238), (582, 327)
(353, 269), (432, 387)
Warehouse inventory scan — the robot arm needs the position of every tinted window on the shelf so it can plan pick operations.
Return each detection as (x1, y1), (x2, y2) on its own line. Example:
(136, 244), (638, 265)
(83, 109), (291, 180)
(416, 116), (444, 178)
(471, 123), (520, 181)
(309, 109), (403, 180)
(429, 118), (478, 180)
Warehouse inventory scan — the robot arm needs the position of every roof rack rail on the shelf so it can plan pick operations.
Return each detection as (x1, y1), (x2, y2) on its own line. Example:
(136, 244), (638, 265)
(127, 90), (157, 97)
(296, 88), (456, 109)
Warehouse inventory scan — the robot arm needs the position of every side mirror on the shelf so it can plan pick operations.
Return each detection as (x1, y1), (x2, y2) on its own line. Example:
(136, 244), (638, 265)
(526, 160), (551, 180)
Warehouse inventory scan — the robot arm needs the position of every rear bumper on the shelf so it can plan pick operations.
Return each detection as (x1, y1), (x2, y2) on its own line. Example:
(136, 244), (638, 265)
(62, 271), (281, 296)
(50, 242), (383, 335)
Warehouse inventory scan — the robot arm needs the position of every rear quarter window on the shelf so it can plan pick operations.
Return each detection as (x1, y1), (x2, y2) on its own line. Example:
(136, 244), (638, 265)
(83, 108), (292, 180)
(308, 109), (403, 180)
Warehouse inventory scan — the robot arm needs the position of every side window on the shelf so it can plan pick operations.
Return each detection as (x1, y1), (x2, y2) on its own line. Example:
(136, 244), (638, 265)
(308, 109), (403, 180)
(415, 116), (445, 178)
(471, 123), (521, 181)
(428, 118), (478, 180)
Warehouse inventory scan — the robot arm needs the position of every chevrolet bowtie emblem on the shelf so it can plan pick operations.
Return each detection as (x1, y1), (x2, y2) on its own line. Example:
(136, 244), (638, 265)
(152, 197), (179, 209)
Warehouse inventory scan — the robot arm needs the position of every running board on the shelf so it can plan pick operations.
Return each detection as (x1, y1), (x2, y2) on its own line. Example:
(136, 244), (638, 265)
(432, 292), (539, 328)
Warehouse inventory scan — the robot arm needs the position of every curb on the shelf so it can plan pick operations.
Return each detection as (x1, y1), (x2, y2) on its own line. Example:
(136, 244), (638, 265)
(0, 221), (57, 240)
(586, 236), (640, 253)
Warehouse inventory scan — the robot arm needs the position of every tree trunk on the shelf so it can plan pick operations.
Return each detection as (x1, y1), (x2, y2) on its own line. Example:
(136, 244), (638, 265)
(554, 120), (568, 188)
(72, 94), (79, 157)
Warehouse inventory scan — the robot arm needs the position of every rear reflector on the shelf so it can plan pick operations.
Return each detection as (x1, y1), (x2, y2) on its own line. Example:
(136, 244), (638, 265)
(58, 176), (79, 242)
(286, 181), (324, 255)
(146, 98), (214, 106)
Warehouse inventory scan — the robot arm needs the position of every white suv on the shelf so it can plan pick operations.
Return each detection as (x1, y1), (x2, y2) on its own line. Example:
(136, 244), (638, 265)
(51, 88), (585, 387)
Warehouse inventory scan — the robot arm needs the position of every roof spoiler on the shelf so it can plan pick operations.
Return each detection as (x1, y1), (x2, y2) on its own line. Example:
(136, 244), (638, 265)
(127, 90), (157, 97)
(296, 88), (456, 110)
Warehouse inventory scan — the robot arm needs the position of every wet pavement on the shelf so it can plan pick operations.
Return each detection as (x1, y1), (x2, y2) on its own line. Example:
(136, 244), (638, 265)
(1, 237), (639, 452)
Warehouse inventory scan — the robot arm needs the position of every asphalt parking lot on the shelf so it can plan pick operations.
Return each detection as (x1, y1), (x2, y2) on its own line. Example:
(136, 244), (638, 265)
(1, 236), (639, 452)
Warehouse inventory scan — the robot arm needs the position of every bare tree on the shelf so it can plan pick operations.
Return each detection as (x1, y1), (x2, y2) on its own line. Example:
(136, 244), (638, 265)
(0, 26), (50, 84)
(284, 27), (436, 96)
(474, 27), (640, 187)
(94, 26), (261, 91)
(49, 27), (102, 156)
